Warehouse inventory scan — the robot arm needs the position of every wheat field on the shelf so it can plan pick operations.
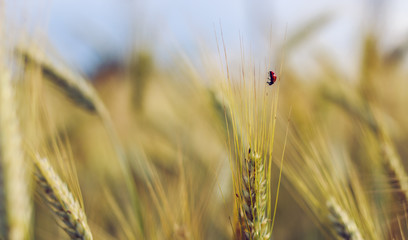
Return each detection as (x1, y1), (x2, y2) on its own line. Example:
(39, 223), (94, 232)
(1, 2), (408, 240)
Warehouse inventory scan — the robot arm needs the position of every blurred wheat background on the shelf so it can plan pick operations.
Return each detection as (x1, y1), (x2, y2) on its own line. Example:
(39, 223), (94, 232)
(1, 0), (408, 239)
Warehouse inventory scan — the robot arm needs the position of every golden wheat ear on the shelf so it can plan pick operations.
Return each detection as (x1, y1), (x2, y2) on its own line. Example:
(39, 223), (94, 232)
(16, 45), (97, 112)
(327, 198), (363, 240)
(33, 155), (93, 240)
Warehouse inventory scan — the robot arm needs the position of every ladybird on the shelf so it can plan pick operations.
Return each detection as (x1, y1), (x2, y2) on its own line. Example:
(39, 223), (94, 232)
(267, 71), (277, 85)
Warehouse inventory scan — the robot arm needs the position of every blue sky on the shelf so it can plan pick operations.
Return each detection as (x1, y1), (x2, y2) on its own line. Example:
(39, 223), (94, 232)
(4, 0), (408, 76)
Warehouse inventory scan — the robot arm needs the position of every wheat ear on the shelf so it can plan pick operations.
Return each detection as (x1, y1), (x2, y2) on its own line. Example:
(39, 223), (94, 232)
(18, 46), (97, 112)
(34, 155), (93, 240)
(378, 133), (408, 238)
(238, 149), (270, 240)
(377, 131), (408, 207)
(0, 67), (32, 240)
(327, 198), (363, 240)
(18, 44), (140, 228)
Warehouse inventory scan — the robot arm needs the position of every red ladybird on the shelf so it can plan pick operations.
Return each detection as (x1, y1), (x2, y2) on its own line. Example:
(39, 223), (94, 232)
(267, 71), (277, 85)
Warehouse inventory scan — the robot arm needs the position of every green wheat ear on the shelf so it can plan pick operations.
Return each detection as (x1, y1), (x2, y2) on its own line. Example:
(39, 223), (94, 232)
(239, 149), (270, 240)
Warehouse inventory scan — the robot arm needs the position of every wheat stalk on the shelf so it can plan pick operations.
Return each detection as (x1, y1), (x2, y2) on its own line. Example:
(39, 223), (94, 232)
(0, 161), (6, 238)
(34, 155), (93, 240)
(0, 67), (32, 240)
(238, 149), (270, 240)
(327, 198), (364, 240)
